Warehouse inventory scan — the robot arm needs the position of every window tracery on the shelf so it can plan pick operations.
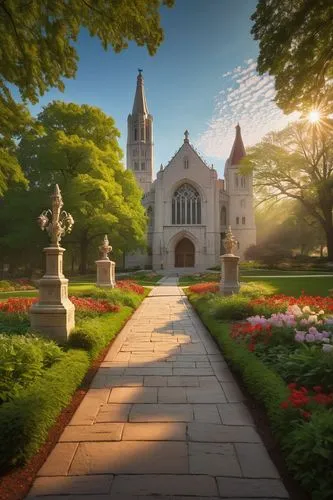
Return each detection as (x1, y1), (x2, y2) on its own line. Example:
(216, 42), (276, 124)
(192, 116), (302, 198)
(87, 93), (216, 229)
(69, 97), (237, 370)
(172, 184), (201, 224)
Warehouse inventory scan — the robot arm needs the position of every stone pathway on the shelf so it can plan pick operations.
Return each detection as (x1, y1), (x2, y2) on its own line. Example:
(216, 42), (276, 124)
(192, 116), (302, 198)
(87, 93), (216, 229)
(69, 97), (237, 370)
(27, 278), (289, 499)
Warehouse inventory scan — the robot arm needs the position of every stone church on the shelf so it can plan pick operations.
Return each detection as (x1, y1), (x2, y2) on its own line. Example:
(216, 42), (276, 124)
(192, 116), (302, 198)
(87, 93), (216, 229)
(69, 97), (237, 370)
(125, 70), (256, 271)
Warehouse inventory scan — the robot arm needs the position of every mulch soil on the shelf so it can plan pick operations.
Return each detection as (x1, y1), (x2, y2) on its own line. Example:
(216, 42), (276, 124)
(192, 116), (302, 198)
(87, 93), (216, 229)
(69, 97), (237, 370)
(0, 342), (113, 500)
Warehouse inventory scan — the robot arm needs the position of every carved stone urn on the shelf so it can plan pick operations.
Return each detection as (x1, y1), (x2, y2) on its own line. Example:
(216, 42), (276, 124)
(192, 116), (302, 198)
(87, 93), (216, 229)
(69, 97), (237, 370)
(95, 234), (116, 288)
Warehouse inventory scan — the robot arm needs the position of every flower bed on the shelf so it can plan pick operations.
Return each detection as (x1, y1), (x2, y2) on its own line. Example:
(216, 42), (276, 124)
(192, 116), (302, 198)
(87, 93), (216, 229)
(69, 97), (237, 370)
(116, 279), (145, 295)
(188, 282), (219, 294)
(0, 279), (35, 292)
(0, 296), (120, 315)
(187, 288), (333, 499)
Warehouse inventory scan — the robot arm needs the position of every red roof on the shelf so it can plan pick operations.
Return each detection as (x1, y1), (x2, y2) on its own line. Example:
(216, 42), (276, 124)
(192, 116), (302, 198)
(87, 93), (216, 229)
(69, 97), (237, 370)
(229, 124), (246, 165)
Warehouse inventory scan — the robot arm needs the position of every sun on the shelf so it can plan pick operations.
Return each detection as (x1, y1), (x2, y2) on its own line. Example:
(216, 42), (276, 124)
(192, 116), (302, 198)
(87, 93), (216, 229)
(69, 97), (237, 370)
(308, 110), (321, 123)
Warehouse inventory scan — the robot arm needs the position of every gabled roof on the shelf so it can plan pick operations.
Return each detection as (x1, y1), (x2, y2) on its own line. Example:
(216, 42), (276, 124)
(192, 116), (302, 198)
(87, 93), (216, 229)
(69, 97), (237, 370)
(163, 131), (212, 171)
(132, 69), (149, 115)
(228, 124), (246, 166)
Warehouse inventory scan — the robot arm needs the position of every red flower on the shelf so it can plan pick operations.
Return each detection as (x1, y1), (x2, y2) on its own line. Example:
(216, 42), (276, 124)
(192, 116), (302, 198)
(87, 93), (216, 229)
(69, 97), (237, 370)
(280, 401), (289, 409)
(116, 280), (145, 295)
(313, 386), (323, 393)
(188, 282), (219, 295)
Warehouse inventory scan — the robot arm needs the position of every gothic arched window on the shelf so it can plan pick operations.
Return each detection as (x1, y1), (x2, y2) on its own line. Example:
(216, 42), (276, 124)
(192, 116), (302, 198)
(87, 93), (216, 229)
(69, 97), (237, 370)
(172, 183), (201, 225)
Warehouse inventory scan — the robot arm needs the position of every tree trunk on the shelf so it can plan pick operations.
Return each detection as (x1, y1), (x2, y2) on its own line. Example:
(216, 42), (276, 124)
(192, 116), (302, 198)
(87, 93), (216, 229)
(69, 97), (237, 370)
(79, 235), (89, 274)
(325, 224), (333, 262)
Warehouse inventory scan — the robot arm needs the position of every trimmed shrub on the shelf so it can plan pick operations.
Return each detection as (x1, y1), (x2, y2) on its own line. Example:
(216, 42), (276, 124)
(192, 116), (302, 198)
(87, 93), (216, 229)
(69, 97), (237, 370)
(69, 306), (133, 358)
(0, 349), (89, 468)
(0, 335), (63, 403)
(283, 411), (333, 500)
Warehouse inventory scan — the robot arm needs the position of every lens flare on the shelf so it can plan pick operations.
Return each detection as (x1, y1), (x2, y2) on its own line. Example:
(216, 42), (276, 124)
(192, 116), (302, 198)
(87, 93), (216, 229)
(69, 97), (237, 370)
(308, 110), (321, 123)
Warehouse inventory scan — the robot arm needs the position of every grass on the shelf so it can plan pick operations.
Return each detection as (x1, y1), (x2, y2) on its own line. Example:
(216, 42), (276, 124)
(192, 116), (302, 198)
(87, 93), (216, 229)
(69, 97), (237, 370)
(179, 271), (333, 297)
(241, 276), (333, 297)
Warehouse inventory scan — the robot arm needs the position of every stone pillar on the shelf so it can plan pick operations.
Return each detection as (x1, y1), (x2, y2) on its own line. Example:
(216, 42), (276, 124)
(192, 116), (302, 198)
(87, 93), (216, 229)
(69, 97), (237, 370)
(30, 185), (75, 343)
(96, 235), (116, 288)
(220, 226), (240, 296)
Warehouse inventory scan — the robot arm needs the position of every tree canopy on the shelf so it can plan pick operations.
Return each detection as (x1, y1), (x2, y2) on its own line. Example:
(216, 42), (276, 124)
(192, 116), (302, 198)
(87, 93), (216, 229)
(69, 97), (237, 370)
(241, 119), (333, 260)
(0, 0), (174, 195)
(2, 101), (147, 273)
(251, 0), (333, 113)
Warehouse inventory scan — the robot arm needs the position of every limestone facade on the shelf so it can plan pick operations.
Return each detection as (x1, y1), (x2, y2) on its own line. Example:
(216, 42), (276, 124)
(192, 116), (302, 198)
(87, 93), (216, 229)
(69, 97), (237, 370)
(126, 71), (256, 272)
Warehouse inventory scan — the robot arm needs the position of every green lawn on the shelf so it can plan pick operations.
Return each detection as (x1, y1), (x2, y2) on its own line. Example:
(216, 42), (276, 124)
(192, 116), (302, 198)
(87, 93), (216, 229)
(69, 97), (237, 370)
(241, 276), (333, 297)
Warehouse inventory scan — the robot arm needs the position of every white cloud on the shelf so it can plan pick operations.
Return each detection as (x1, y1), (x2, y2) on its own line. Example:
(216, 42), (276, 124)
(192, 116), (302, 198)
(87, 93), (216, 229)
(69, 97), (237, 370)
(196, 59), (299, 161)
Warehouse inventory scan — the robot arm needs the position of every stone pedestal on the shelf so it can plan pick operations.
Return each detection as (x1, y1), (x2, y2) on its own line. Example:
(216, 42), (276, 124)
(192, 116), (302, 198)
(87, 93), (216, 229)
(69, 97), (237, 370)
(30, 246), (75, 343)
(96, 259), (115, 288)
(220, 253), (240, 296)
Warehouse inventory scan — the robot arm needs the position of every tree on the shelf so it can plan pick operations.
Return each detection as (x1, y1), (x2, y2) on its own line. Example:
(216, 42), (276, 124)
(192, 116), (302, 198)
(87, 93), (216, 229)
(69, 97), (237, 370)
(14, 101), (147, 273)
(0, 0), (174, 143)
(251, 0), (333, 113)
(241, 119), (333, 260)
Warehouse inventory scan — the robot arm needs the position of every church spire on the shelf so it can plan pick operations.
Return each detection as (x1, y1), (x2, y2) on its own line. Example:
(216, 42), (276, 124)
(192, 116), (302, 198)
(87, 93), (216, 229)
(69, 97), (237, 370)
(132, 69), (149, 115)
(229, 123), (246, 166)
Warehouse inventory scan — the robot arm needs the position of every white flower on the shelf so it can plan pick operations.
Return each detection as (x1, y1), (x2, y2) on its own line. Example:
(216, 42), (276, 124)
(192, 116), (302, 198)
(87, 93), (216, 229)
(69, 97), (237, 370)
(322, 344), (333, 353)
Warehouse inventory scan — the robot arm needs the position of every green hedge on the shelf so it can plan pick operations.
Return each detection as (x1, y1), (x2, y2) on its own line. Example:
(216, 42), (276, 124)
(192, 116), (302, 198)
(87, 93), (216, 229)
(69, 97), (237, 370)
(187, 291), (333, 499)
(0, 349), (89, 468)
(69, 306), (132, 358)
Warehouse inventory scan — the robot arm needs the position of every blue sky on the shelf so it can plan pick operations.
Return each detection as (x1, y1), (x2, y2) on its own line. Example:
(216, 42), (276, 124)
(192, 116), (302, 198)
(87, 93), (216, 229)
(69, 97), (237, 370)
(29, 0), (296, 178)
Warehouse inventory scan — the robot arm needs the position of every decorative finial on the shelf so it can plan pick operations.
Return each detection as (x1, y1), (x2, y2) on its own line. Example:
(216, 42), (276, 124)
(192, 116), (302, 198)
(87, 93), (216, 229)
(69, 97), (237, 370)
(223, 226), (238, 255)
(99, 234), (112, 260)
(160, 163), (163, 171)
(37, 184), (74, 247)
(184, 130), (189, 143)
(138, 68), (143, 75)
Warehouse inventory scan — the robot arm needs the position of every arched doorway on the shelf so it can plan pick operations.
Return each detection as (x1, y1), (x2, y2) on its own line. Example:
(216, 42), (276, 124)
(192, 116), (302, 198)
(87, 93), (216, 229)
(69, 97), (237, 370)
(175, 238), (195, 267)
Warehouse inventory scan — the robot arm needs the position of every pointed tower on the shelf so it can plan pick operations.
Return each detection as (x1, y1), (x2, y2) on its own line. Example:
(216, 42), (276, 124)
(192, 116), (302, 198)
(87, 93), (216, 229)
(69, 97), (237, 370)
(224, 124), (256, 258)
(127, 70), (153, 194)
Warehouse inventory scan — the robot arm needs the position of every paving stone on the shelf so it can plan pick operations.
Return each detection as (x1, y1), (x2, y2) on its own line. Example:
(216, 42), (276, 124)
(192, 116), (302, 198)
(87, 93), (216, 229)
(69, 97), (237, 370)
(212, 363), (235, 382)
(96, 404), (132, 422)
(59, 423), (123, 442)
(189, 442), (242, 476)
(108, 387), (157, 403)
(195, 361), (211, 368)
(172, 361), (196, 368)
(111, 474), (218, 497)
(129, 403), (193, 422)
(186, 387), (227, 403)
(180, 344), (207, 355)
(122, 422), (187, 441)
(222, 381), (246, 402)
(70, 388), (110, 425)
(144, 375), (168, 386)
(27, 475), (113, 497)
(125, 367), (173, 376)
(235, 443), (280, 478)
(188, 423), (261, 443)
(37, 443), (78, 476)
(218, 403), (254, 426)
(101, 376), (143, 387)
(69, 441), (188, 474)
(193, 404), (221, 423)
(173, 368), (214, 376)
(158, 387), (187, 403)
(167, 376), (199, 386)
(216, 477), (289, 498)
